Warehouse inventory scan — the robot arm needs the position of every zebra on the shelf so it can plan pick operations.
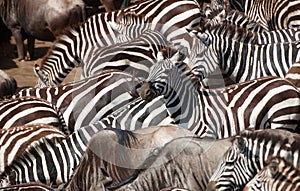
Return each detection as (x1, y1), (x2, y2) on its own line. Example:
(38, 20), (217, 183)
(203, 8), (300, 43)
(285, 61), (300, 88)
(106, 136), (232, 191)
(14, 69), (142, 132)
(211, 0), (300, 30)
(139, 46), (300, 138)
(0, 124), (65, 174)
(80, 30), (172, 79)
(244, 156), (300, 191)
(0, 96), (66, 131)
(0, 96), (173, 186)
(188, 22), (300, 84)
(207, 129), (300, 190)
(34, 0), (201, 87)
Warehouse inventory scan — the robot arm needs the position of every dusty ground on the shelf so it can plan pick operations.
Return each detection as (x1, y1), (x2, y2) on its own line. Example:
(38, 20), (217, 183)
(0, 39), (79, 88)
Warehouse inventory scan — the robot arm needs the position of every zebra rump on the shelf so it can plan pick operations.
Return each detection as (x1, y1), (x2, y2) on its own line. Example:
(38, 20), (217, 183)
(0, 124), (65, 174)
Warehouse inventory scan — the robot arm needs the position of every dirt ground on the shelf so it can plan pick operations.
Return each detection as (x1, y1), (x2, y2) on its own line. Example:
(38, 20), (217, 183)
(0, 39), (80, 88)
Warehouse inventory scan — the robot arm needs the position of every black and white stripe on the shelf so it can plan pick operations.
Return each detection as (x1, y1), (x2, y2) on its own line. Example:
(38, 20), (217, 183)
(215, 0), (300, 30)
(0, 97), (66, 131)
(34, 0), (201, 87)
(139, 47), (300, 138)
(189, 23), (300, 83)
(0, 124), (65, 174)
(244, 156), (300, 191)
(0, 96), (173, 186)
(207, 129), (300, 190)
(81, 30), (172, 79)
(14, 70), (141, 132)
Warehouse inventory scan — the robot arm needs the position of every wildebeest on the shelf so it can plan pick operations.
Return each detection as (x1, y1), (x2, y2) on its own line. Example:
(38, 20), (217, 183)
(0, 0), (85, 61)
(64, 125), (196, 191)
(0, 70), (17, 100)
(107, 136), (233, 191)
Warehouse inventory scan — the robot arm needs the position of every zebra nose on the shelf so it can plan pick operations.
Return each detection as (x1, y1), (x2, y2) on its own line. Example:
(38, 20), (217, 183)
(206, 181), (217, 191)
(139, 82), (155, 101)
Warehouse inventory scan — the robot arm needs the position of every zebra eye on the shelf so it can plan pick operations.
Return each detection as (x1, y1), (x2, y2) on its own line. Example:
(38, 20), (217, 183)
(198, 33), (210, 46)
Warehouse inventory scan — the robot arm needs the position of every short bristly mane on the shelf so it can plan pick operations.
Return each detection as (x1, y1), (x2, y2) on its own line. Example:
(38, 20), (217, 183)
(201, 21), (259, 44)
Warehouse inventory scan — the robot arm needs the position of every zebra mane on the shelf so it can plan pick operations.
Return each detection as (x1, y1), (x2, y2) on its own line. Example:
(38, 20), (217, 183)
(200, 20), (258, 44)
(116, 11), (152, 25)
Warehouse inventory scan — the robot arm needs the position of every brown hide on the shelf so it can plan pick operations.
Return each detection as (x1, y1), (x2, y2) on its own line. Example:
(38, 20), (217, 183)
(0, 0), (85, 60)
(100, 0), (130, 11)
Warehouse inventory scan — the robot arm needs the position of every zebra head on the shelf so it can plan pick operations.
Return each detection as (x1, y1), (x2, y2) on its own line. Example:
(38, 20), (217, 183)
(138, 45), (191, 102)
(244, 156), (300, 191)
(188, 27), (219, 82)
(207, 129), (297, 191)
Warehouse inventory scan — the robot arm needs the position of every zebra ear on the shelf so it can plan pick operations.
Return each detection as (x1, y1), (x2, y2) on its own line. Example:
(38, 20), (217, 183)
(33, 63), (42, 78)
(234, 136), (246, 153)
(108, 21), (119, 32)
(267, 158), (279, 178)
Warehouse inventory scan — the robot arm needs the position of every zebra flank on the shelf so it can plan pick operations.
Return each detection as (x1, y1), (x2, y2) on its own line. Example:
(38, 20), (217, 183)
(15, 70), (142, 132)
(0, 97), (66, 131)
(35, 0), (201, 87)
(0, 124), (65, 174)
(208, 129), (300, 190)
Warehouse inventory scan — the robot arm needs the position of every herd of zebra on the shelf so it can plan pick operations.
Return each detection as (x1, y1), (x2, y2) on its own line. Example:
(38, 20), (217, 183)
(1, 0), (300, 190)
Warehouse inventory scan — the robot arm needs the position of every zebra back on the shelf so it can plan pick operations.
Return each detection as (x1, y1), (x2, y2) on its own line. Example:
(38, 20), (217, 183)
(208, 129), (300, 190)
